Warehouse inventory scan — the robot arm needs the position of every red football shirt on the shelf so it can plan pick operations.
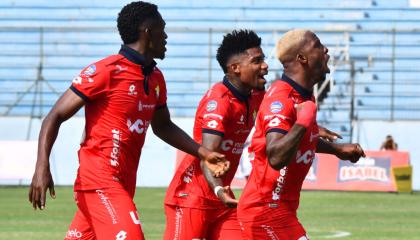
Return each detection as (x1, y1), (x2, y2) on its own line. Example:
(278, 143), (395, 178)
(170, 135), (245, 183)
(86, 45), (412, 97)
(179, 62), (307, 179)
(70, 45), (167, 197)
(165, 77), (264, 209)
(237, 74), (319, 221)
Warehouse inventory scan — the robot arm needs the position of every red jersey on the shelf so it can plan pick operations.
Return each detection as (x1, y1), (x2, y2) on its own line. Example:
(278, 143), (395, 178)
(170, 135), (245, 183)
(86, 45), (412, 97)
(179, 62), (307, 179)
(70, 45), (167, 197)
(165, 77), (264, 209)
(238, 74), (319, 221)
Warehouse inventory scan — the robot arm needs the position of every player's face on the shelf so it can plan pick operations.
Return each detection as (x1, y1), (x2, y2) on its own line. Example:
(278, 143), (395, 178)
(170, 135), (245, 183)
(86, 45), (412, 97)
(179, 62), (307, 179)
(238, 47), (268, 91)
(148, 15), (168, 59)
(304, 32), (330, 84)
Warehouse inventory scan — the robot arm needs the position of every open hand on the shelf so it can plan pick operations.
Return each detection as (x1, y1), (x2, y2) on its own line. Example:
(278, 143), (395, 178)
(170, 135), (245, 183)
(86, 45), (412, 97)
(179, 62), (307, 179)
(28, 168), (56, 210)
(199, 147), (230, 177)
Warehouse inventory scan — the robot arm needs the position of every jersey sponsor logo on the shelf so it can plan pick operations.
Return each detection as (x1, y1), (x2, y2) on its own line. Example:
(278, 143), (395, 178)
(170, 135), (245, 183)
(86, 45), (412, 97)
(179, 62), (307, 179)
(66, 228), (82, 239)
(237, 114), (245, 125)
(263, 114), (289, 121)
(261, 224), (280, 240)
(270, 101), (283, 113)
(183, 165), (194, 183)
(83, 64), (96, 76)
(206, 100), (218, 112)
(127, 118), (149, 134)
(272, 167), (287, 201)
(203, 113), (223, 120)
(310, 131), (319, 142)
(138, 101), (155, 112)
(128, 84), (137, 95)
(129, 211), (141, 225)
(116, 230), (127, 240)
(221, 139), (244, 154)
(305, 156), (318, 181)
(110, 129), (121, 167)
(206, 120), (218, 129)
(96, 190), (118, 224)
(296, 149), (315, 165)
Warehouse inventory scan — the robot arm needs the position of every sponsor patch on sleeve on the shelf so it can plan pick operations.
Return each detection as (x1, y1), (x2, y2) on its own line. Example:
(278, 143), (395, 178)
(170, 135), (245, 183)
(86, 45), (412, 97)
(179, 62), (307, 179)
(206, 100), (218, 112)
(270, 101), (283, 113)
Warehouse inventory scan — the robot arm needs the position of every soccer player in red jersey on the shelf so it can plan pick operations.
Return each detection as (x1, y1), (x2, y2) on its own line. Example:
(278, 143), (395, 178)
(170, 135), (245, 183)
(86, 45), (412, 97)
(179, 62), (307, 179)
(237, 29), (366, 240)
(28, 2), (228, 239)
(164, 30), (268, 240)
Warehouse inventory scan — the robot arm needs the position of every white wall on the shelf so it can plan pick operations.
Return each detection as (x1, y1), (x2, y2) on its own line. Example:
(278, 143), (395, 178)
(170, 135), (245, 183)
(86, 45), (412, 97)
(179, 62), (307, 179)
(352, 120), (420, 190)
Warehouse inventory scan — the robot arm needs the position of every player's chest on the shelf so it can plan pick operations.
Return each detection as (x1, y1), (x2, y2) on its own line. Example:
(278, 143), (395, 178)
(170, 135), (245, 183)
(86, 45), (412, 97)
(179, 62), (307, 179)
(107, 78), (160, 119)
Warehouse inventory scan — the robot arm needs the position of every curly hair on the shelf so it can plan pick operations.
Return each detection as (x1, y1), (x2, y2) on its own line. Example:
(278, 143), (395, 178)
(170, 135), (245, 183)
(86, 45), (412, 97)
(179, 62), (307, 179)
(216, 30), (262, 73)
(117, 1), (160, 44)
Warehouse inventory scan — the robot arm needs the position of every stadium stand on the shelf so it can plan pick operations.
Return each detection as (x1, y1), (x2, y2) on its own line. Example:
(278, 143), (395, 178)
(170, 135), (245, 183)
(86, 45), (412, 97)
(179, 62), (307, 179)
(1, 0), (420, 142)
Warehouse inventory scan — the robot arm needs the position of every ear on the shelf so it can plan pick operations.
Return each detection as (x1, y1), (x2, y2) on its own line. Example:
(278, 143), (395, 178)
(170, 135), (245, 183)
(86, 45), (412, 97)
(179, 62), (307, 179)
(229, 62), (241, 74)
(296, 53), (308, 64)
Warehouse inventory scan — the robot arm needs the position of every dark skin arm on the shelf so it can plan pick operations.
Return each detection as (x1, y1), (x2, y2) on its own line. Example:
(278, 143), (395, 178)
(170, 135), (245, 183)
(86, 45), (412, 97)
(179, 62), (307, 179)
(200, 133), (238, 208)
(317, 138), (366, 163)
(151, 106), (229, 177)
(266, 124), (307, 170)
(318, 126), (342, 142)
(29, 89), (85, 210)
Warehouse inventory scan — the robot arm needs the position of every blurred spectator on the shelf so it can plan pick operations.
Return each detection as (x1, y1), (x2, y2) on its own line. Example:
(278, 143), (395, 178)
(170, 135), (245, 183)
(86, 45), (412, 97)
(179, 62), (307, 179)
(380, 135), (398, 151)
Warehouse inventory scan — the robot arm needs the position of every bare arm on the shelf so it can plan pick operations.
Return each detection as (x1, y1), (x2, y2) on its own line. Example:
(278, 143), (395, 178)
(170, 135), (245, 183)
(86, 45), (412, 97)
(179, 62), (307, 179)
(266, 125), (307, 170)
(200, 133), (238, 208)
(317, 138), (366, 163)
(29, 89), (85, 210)
(151, 106), (228, 176)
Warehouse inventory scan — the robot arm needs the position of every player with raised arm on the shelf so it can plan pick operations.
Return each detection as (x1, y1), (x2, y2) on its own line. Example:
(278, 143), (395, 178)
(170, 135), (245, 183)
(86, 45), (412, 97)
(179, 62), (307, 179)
(237, 29), (365, 239)
(28, 2), (227, 239)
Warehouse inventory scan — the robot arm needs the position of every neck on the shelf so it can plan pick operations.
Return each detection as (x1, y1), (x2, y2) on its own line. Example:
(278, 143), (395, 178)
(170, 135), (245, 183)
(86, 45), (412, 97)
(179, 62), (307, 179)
(226, 74), (251, 96)
(283, 64), (314, 91)
(126, 42), (154, 66)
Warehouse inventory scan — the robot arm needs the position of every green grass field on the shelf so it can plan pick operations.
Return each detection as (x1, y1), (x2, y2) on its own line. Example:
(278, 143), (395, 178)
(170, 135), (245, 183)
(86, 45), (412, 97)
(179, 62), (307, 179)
(0, 186), (419, 240)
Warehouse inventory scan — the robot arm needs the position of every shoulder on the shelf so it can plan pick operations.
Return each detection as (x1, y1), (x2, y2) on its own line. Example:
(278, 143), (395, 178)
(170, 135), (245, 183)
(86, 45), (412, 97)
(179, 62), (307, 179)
(206, 82), (230, 99)
(81, 55), (124, 75)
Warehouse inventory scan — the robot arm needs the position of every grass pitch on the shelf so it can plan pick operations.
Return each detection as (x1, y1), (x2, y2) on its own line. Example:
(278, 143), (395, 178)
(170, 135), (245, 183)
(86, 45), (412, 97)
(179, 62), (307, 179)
(0, 186), (419, 240)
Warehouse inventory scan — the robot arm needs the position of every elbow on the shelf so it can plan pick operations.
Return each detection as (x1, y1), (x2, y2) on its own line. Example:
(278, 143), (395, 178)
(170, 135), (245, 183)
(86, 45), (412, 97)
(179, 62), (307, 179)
(267, 147), (288, 170)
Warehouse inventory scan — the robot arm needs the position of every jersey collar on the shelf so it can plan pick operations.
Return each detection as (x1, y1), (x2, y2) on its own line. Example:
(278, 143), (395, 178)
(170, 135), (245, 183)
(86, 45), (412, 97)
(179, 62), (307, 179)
(281, 73), (313, 100)
(119, 45), (157, 76)
(223, 76), (250, 102)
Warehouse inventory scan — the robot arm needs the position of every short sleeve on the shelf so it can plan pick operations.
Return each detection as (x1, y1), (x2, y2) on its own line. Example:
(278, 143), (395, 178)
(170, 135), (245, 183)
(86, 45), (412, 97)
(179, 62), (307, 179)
(70, 63), (110, 101)
(201, 94), (229, 137)
(260, 98), (295, 135)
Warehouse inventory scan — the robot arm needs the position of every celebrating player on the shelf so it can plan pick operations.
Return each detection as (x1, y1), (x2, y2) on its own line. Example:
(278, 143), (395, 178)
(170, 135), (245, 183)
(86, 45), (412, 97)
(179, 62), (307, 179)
(28, 2), (227, 239)
(164, 30), (267, 239)
(237, 29), (365, 239)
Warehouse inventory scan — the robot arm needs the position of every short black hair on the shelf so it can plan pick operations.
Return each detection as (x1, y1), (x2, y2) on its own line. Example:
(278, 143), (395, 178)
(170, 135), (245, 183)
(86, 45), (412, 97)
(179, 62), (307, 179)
(117, 1), (161, 44)
(216, 30), (262, 73)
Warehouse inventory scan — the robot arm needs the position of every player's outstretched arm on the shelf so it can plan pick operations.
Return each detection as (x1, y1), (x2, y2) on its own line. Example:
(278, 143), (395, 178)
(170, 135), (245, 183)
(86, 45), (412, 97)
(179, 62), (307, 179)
(151, 106), (229, 176)
(316, 139), (366, 163)
(29, 89), (85, 210)
(200, 133), (237, 208)
(266, 101), (317, 170)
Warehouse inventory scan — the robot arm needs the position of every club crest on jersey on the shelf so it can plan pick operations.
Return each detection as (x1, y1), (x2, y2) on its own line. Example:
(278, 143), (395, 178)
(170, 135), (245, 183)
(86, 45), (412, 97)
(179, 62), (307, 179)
(270, 101), (283, 113)
(206, 100), (217, 112)
(83, 64), (96, 76)
(155, 85), (160, 98)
